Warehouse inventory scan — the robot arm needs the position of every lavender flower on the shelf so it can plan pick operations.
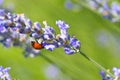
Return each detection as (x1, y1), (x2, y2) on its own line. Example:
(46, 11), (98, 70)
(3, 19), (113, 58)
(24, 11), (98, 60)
(33, 22), (41, 32)
(0, 66), (11, 80)
(56, 20), (69, 41)
(56, 20), (69, 30)
(112, 67), (120, 78)
(2, 38), (12, 48)
(0, 9), (5, 17)
(65, 0), (120, 22)
(70, 36), (80, 50)
(44, 65), (60, 79)
(63, 36), (80, 54)
(64, 45), (76, 54)
(0, 5), (119, 80)
(100, 71), (113, 80)
(0, 9), (81, 57)
(0, 25), (8, 33)
(43, 21), (55, 40)
(100, 67), (120, 80)
(111, 3), (120, 15)
(42, 40), (58, 51)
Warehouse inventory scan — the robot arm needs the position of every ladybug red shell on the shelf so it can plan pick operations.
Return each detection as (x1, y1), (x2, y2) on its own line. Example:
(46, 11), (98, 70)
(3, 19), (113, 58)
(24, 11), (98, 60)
(31, 41), (44, 50)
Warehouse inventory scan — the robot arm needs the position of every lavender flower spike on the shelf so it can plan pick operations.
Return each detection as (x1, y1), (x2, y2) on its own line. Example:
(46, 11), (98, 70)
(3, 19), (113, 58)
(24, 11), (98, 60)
(63, 36), (80, 55)
(112, 67), (120, 79)
(70, 36), (80, 51)
(0, 66), (11, 80)
(100, 67), (120, 80)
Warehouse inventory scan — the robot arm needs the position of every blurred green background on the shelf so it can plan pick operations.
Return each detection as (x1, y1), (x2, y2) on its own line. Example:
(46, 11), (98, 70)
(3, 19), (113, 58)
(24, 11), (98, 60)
(1, 0), (120, 80)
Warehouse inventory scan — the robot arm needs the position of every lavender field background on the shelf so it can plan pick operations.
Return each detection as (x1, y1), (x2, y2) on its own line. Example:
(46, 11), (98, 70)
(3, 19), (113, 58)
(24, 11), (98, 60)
(0, 0), (120, 80)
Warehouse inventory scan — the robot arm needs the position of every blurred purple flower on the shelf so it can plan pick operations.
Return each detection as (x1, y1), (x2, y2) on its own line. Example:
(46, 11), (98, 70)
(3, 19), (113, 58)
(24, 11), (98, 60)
(100, 71), (106, 80)
(111, 3), (120, 15)
(103, 2), (109, 10)
(112, 67), (120, 77)
(0, 0), (3, 6)
(64, 0), (73, 9)
(100, 67), (120, 80)
(44, 65), (59, 79)
(3, 38), (11, 48)
(56, 20), (69, 30)
(0, 66), (11, 80)
(0, 25), (8, 33)
(0, 9), (5, 17)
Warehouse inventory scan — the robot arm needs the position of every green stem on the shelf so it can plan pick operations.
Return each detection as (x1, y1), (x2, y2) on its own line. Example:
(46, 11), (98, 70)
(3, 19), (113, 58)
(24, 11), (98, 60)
(79, 50), (115, 78)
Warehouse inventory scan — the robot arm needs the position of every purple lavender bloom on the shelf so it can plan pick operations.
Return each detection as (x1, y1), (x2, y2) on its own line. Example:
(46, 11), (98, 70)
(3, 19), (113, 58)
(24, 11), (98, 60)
(30, 32), (40, 39)
(56, 20), (69, 41)
(100, 67), (120, 80)
(11, 31), (19, 39)
(70, 36), (80, 50)
(42, 41), (58, 51)
(19, 28), (25, 34)
(43, 21), (55, 35)
(3, 38), (11, 48)
(64, 45), (75, 54)
(0, 66), (11, 80)
(55, 34), (65, 47)
(15, 22), (22, 28)
(0, 9), (5, 17)
(111, 3), (120, 15)
(103, 2), (109, 10)
(0, 25), (8, 33)
(56, 20), (69, 30)
(17, 14), (26, 23)
(43, 29), (54, 37)
(0, 9), (81, 56)
(25, 19), (32, 27)
(100, 71), (113, 80)
(33, 22), (41, 31)
(42, 21), (55, 40)
(112, 67), (120, 77)
(25, 26), (31, 33)
(100, 71), (106, 80)
(63, 36), (80, 54)
(56, 20), (80, 54)
(7, 12), (13, 20)
(43, 34), (54, 40)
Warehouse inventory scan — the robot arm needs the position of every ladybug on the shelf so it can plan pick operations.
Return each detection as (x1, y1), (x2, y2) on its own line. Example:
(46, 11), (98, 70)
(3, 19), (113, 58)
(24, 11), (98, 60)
(31, 41), (44, 50)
